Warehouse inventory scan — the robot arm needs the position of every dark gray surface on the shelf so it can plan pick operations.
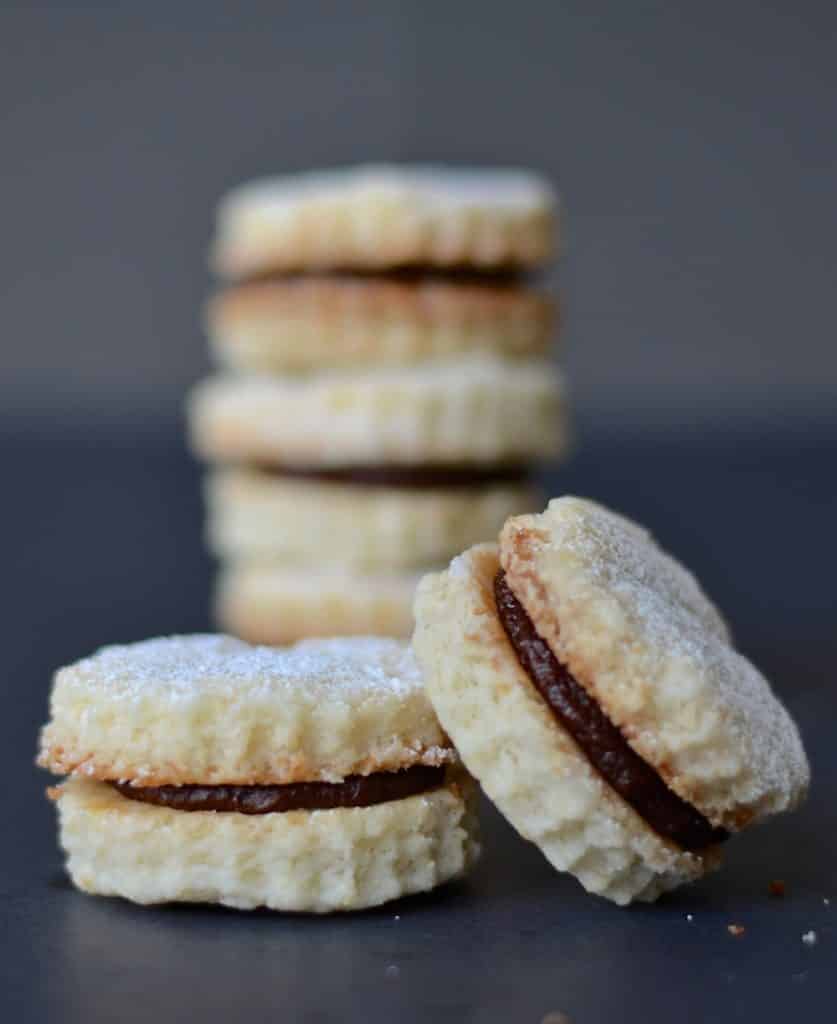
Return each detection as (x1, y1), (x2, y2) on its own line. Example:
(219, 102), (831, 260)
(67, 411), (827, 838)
(1, 1), (836, 431)
(3, 425), (834, 1022)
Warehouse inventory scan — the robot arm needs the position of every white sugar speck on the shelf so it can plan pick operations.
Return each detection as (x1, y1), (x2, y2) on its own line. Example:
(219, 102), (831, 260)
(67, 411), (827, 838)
(824, 898), (831, 906)
(686, 914), (694, 922)
(802, 931), (817, 946)
(385, 965), (400, 978)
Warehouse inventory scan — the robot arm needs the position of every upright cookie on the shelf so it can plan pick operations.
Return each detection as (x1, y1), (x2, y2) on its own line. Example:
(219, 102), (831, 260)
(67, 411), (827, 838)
(212, 165), (557, 276)
(208, 276), (555, 374)
(413, 498), (809, 904)
(39, 635), (479, 912)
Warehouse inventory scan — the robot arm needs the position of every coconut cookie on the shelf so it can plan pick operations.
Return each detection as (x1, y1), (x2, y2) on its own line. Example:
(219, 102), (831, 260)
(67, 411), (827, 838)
(207, 276), (555, 374)
(211, 165), (557, 277)
(216, 564), (422, 644)
(39, 635), (479, 912)
(188, 358), (568, 468)
(413, 498), (809, 905)
(206, 467), (538, 570)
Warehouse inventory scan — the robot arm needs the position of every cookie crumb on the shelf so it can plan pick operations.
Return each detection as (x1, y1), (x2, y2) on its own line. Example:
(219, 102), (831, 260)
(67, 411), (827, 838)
(541, 1014), (572, 1024)
(727, 924), (746, 937)
(768, 879), (786, 898)
(802, 931), (817, 946)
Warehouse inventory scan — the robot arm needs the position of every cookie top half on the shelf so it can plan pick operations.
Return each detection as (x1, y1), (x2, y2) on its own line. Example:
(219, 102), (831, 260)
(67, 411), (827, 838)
(212, 165), (557, 276)
(38, 635), (454, 786)
(498, 498), (809, 830)
(187, 358), (568, 468)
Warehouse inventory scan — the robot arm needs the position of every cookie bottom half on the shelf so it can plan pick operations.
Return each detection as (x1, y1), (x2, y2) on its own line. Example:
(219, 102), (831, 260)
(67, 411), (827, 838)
(207, 276), (553, 374)
(55, 776), (480, 912)
(215, 564), (420, 643)
(206, 468), (538, 570)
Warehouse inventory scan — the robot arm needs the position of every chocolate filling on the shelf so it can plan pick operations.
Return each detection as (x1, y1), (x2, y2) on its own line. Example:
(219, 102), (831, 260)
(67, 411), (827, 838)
(253, 463), (529, 490)
(112, 764), (445, 815)
(242, 268), (527, 287)
(494, 571), (727, 851)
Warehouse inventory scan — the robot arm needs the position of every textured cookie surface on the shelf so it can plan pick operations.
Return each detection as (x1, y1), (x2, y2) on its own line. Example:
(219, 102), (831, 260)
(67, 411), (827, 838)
(55, 775), (480, 912)
(212, 165), (556, 276)
(216, 565), (420, 644)
(208, 277), (554, 373)
(206, 468), (538, 569)
(188, 359), (568, 467)
(499, 498), (809, 831)
(39, 635), (452, 786)
(413, 545), (716, 905)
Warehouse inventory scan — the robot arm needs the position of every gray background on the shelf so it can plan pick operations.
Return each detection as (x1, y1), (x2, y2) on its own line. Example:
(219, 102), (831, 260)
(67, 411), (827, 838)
(1, 1), (835, 437)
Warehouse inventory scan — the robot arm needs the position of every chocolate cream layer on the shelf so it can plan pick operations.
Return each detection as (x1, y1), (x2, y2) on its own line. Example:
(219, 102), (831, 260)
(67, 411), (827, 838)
(241, 268), (528, 286)
(112, 764), (445, 815)
(253, 463), (529, 489)
(494, 571), (727, 851)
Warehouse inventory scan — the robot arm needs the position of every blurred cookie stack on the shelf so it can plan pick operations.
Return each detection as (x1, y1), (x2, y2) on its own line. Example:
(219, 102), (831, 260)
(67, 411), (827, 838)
(188, 165), (568, 644)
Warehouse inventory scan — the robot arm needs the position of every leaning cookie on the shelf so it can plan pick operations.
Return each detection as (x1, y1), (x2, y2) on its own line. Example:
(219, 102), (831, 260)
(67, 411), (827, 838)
(206, 466), (538, 570)
(188, 358), (568, 468)
(39, 635), (479, 912)
(413, 498), (809, 904)
(216, 564), (422, 644)
(212, 165), (556, 276)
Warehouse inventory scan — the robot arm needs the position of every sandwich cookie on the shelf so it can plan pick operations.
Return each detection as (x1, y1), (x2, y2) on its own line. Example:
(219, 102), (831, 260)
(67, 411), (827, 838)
(39, 635), (479, 912)
(207, 276), (554, 374)
(215, 565), (422, 644)
(188, 358), (568, 469)
(206, 466), (539, 570)
(211, 165), (557, 277)
(413, 498), (809, 904)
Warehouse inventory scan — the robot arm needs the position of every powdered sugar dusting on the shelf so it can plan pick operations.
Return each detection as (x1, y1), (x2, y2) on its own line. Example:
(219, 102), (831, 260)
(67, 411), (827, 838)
(60, 634), (422, 705)
(223, 165), (556, 219)
(547, 498), (731, 648)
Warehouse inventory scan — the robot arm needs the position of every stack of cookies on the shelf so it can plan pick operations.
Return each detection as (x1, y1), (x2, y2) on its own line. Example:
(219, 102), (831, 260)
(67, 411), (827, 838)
(188, 165), (568, 644)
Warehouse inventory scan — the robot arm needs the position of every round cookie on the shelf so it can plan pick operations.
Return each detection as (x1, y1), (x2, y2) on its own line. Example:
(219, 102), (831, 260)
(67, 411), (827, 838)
(413, 498), (809, 904)
(215, 565), (421, 644)
(211, 165), (557, 276)
(205, 467), (539, 570)
(39, 635), (480, 911)
(187, 358), (569, 468)
(207, 276), (555, 374)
